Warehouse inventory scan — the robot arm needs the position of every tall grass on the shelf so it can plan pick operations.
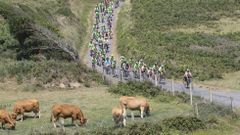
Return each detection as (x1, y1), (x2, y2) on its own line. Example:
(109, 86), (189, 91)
(0, 60), (104, 85)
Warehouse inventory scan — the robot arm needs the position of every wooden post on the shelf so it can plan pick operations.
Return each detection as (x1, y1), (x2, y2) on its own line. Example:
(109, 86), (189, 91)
(230, 96), (233, 112)
(195, 103), (199, 118)
(139, 69), (142, 82)
(119, 69), (122, 82)
(155, 75), (158, 86)
(171, 78), (175, 96)
(209, 88), (213, 103)
(129, 71), (132, 81)
(190, 83), (193, 105)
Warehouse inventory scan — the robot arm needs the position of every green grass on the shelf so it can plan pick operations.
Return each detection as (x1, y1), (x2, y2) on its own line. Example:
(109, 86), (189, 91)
(116, 0), (240, 81)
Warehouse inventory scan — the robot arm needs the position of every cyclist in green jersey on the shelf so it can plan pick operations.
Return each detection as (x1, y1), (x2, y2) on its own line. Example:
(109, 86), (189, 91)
(128, 58), (134, 69)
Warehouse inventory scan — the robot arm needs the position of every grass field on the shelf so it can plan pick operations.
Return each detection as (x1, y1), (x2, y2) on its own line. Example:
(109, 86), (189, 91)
(0, 81), (240, 134)
(197, 71), (240, 90)
(0, 83), (192, 134)
(116, 0), (240, 82)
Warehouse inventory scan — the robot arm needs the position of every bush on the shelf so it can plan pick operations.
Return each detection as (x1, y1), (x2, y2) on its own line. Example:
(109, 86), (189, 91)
(108, 81), (189, 103)
(0, 60), (104, 85)
(197, 102), (234, 121)
(127, 122), (162, 135)
(86, 122), (162, 135)
(163, 116), (206, 132)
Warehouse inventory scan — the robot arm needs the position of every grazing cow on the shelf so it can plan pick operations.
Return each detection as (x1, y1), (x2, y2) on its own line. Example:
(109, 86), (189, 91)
(51, 104), (87, 129)
(119, 96), (150, 120)
(112, 107), (126, 127)
(0, 109), (16, 130)
(12, 99), (40, 121)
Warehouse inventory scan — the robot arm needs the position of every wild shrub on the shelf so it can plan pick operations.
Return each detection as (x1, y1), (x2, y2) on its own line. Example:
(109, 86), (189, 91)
(0, 60), (104, 85)
(162, 116), (206, 132)
(108, 81), (189, 103)
(197, 102), (234, 121)
(86, 122), (162, 135)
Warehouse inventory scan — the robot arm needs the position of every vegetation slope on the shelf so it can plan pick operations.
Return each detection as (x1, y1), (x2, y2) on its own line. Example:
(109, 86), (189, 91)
(117, 0), (240, 81)
(0, 0), (102, 86)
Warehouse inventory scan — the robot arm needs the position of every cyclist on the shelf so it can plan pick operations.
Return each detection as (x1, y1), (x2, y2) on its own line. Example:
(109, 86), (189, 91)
(111, 59), (117, 77)
(183, 69), (192, 88)
(91, 57), (97, 69)
(105, 57), (111, 74)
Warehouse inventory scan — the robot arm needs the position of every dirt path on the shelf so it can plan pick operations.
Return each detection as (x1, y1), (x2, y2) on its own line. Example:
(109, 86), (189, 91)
(81, 10), (95, 64)
(111, 3), (121, 61)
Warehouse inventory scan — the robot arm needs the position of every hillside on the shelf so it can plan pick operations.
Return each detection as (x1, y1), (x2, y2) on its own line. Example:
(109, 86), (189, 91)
(117, 0), (240, 82)
(0, 0), (101, 86)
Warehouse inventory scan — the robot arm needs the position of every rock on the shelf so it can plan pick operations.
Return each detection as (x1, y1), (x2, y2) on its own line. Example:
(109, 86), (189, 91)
(59, 83), (66, 89)
(69, 82), (81, 88)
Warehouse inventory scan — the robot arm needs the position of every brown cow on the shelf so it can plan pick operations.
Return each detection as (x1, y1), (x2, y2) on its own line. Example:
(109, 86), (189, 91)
(119, 96), (150, 120)
(0, 109), (16, 130)
(12, 99), (40, 121)
(112, 107), (126, 127)
(51, 104), (87, 129)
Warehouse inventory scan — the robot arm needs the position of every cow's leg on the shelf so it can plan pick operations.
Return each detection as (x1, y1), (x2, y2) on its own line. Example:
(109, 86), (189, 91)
(140, 107), (144, 119)
(38, 110), (41, 119)
(53, 122), (57, 128)
(72, 114), (79, 127)
(123, 117), (126, 127)
(60, 118), (65, 131)
(123, 108), (127, 118)
(51, 114), (57, 128)
(74, 121), (79, 127)
(71, 118), (79, 127)
(131, 112), (134, 120)
(20, 113), (24, 122)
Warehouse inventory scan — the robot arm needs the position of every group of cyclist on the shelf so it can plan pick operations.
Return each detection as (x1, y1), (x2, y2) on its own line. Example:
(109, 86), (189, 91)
(88, 0), (193, 87)
(118, 56), (165, 80)
(89, 0), (119, 76)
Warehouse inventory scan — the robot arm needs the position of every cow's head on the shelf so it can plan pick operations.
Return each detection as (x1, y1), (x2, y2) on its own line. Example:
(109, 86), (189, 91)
(11, 113), (17, 120)
(80, 117), (87, 125)
(8, 118), (16, 130)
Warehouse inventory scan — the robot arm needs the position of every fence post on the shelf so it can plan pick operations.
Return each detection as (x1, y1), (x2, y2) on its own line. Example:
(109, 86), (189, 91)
(171, 77), (175, 96)
(190, 83), (193, 105)
(230, 96), (233, 112)
(209, 88), (213, 103)
(195, 103), (199, 118)
(154, 74), (158, 86)
(139, 69), (142, 82)
(119, 69), (122, 82)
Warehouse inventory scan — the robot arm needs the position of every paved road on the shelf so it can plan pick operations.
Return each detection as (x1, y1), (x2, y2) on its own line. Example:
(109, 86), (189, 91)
(84, 1), (240, 108)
